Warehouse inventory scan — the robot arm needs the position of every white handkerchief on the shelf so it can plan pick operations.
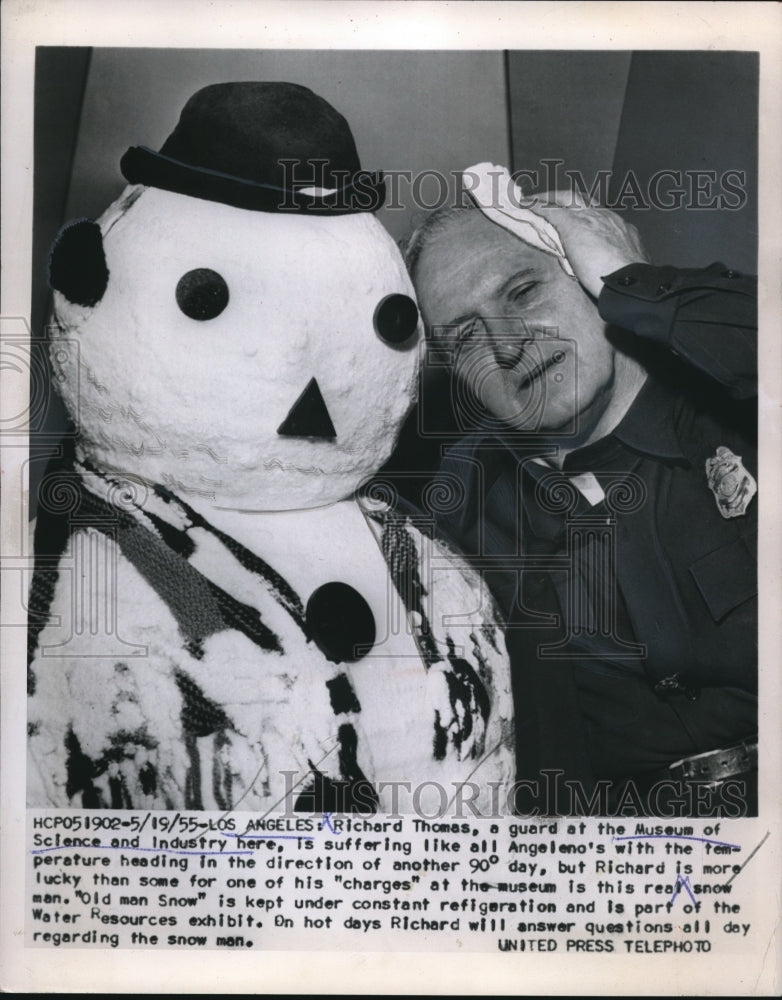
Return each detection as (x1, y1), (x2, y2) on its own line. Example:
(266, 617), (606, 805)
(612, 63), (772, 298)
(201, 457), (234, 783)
(464, 162), (575, 277)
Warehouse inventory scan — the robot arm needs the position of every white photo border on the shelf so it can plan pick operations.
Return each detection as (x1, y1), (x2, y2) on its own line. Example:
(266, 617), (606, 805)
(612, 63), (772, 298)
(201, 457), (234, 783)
(2, 2), (781, 994)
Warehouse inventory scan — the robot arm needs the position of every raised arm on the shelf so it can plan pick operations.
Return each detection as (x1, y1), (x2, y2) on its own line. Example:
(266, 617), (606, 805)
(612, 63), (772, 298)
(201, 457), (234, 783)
(531, 199), (757, 399)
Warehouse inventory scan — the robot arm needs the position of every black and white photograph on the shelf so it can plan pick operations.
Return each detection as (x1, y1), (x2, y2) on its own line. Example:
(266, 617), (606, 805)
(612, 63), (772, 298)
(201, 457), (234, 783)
(24, 43), (760, 819)
(2, 1), (781, 994)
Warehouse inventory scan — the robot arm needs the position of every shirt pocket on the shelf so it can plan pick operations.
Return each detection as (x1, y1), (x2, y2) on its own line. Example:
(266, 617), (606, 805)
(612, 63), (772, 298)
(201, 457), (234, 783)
(688, 531), (757, 622)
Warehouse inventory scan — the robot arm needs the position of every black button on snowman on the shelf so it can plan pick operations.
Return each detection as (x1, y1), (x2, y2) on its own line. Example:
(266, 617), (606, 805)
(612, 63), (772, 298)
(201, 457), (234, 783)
(29, 82), (515, 814)
(306, 582), (376, 664)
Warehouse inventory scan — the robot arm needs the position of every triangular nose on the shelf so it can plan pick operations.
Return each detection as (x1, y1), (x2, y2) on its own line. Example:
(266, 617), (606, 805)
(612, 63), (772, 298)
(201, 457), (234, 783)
(277, 378), (337, 440)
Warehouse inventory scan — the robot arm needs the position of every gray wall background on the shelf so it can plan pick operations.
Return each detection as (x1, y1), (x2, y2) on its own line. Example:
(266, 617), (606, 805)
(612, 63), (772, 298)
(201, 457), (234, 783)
(609, 50), (757, 272)
(507, 50), (757, 272)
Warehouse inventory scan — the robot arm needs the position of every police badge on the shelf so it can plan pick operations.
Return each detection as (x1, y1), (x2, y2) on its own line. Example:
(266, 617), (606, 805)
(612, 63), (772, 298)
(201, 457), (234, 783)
(705, 446), (757, 518)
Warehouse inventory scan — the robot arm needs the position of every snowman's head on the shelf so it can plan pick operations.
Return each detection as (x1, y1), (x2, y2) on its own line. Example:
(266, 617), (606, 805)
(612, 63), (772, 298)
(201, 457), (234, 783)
(46, 83), (422, 510)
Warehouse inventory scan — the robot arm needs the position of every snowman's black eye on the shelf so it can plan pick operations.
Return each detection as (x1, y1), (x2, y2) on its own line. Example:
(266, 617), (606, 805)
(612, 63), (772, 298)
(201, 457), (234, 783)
(373, 293), (419, 348)
(176, 268), (229, 321)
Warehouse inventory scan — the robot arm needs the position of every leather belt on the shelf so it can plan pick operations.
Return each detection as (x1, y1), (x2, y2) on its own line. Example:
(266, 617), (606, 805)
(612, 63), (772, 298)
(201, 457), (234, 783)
(666, 739), (757, 785)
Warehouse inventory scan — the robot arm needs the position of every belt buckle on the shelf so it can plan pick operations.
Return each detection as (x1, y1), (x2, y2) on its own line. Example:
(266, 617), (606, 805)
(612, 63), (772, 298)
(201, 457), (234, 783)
(653, 672), (699, 701)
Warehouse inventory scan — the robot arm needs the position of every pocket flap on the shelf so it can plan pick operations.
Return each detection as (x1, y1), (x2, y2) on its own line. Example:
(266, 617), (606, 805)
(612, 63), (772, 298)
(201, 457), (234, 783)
(689, 534), (756, 621)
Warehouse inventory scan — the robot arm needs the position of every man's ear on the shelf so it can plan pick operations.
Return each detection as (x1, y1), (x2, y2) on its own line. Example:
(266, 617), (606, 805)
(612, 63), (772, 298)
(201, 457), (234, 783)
(48, 219), (109, 307)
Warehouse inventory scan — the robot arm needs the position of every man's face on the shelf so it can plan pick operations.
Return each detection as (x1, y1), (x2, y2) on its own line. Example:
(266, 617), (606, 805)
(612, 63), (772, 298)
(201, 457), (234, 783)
(413, 209), (618, 436)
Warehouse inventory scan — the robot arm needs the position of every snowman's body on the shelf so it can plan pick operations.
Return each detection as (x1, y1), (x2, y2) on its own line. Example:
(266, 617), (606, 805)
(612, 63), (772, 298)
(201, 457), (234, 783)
(27, 179), (515, 814)
(28, 475), (514, 813)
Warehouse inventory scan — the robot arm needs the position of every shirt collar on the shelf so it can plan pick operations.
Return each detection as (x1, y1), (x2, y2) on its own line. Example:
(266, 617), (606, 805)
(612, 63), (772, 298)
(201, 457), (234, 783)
(445, 372), (686, 490)
(609, 375), (686, 462)
(529, 373), (687, 471)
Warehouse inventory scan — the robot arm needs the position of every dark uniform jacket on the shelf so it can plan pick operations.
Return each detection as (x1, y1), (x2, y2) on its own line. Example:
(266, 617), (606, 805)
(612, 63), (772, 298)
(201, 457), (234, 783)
(433, 263), (758, 809)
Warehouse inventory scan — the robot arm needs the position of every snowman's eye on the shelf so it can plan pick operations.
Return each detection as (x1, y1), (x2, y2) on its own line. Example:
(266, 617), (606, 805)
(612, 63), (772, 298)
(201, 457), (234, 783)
(176, 268), (229, 321)
(373, 294), (419, 348)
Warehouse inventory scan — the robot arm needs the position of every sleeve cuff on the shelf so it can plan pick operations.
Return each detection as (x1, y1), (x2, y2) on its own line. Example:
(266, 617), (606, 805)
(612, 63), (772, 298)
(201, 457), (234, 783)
(597, 262), (756, 345)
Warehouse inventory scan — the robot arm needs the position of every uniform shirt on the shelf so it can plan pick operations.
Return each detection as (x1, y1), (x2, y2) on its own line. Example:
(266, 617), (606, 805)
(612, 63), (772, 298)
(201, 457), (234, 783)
(434, 262), (757, 789)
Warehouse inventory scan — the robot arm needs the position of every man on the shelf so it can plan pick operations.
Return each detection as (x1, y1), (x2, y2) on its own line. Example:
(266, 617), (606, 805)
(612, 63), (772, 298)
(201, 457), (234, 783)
(406, 181), (757, 816)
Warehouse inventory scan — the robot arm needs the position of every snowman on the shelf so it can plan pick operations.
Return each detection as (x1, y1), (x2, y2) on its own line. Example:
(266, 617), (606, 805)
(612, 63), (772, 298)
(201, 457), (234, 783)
(27, 82), (515, 814)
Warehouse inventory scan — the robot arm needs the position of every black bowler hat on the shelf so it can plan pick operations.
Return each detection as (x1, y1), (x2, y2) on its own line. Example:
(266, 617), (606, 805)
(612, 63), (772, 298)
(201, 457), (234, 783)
(120, 81), (385, 214)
